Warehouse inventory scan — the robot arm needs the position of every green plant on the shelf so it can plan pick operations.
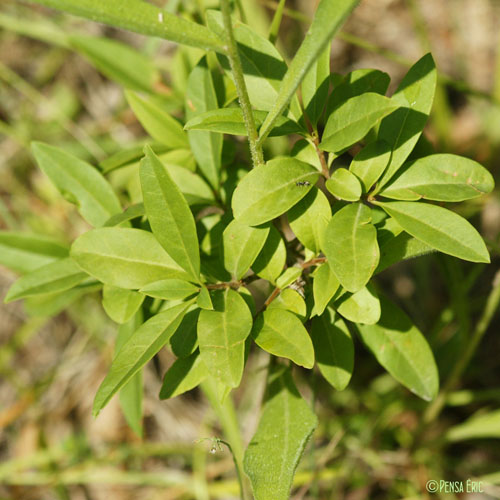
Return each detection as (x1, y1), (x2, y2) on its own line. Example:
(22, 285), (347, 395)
(1, 0), (496, 499)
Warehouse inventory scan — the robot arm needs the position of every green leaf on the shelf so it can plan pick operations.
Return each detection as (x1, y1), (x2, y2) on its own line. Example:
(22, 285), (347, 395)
(323, 203), (380, 293)
(268, 288), (307, 322)
(244, 366), (317, 500)
(355, 296), (439, 401)
(326, 68), (390, 116)
(117, 311), (144, 437)
(376, 233), (434, 274)
(139, 279), (199, 300)
(319, 93), (397, 153)
(446, 409), (500, 442)
(126, 91), (188, 149)
(27, 0), (224, 53)
(336, 284), (381, 325)
(276, 267), (302, 290)
(196, 285), (214, 310)
(326, 168), (362, 201)
(4, 258), (87, 303)
(93, 302), (190, 416)
(207, 10), (287, 112)
(301, 45), (330, 126)
(70, 35), (157, 92)
(312, 262), (340, 317)
(71, 227), (191, 289)
(159, 350), (208, 399)
(104, 203), (145, 227)
(252, 225), (287, 284)
(252, 309), (314, 368)
(311, 308), (353, 390)
(197, 289), (252, 387)
(376, 53), (437, 190)
(349, 140), (391, 192)
(102, 285), (145, 324)
(232, 157), (320, 226)
(32, 142), (121, 227)
(376, 201), (490, 263)
(223, 219), (270, 280)
(288, 187), (331, 253)
(186, 56), (222, 190)
(259, 0), (360, 141)
(379, 154), (494, 201)
(170, 309), (199, 357)
(140, 146), (200, 281)
(0, 232), (68, 274)
(185, 108), (303, 137)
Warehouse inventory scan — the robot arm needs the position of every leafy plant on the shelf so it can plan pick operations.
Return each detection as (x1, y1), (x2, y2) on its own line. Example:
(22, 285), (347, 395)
(2, 0), (495, 498)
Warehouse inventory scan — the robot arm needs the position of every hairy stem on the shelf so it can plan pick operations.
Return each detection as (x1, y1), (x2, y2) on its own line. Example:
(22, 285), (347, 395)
(220, 0), (264, 167)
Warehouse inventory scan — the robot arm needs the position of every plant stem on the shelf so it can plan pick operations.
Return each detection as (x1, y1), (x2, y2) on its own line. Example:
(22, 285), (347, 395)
(422, 269), (500, 425)
(201, 378), (251, 500)
(220, 0), (264, 167)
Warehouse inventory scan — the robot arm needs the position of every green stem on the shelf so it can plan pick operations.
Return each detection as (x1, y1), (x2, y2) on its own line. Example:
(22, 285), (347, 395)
(268, 0), (286, 44)
(220, 0), (264, 167)
(201, 379), (251, 500)
(422, 269), (500, 425)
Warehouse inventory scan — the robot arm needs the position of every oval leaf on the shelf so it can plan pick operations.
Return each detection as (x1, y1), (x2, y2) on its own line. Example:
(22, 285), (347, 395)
(232, 157), (319, 226)
(377, 201), (490, 263)
(288, 187), (331, 253)
(32, 142), (121, 227)
(323, 203), (380, 292)
(102, 285), (145, 324)
(197, 289), (252, 388)
(71, 227), (191, 289)
(319, 93), (397, 153)
(93, 302), (190, 416)
(349, 140), (391, 192)
(223, 219), (270, 280)
(379, 154), (494, 201)
(139, 279), (199, 300)
(140, 146), (200, 281)
(312, 262), (340, 317)
(252, 225), (287, 284)
(336, 284), (381, 325)
(244, 366), (317, 500)
(311, 308), (353, 390)
(355, 296), (439, 401)
(326, 168), (362, 201)
(252, 308), (314, 368)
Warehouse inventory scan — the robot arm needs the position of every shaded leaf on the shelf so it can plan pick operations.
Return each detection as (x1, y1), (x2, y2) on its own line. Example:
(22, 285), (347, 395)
(312, 262), (340, 317)
(349, 140), (391, 192)
(376, 201), (490, 263)
(160, 350), (208, 399)
(379, 154), (494, 201)
(252, 309), (314, 368)
(140, 279), (199, 300)
(196, 285), (214, 310)
(244, 366), (317, 500)
(311, 308), (353, 390)
(288, 187), (331, 253)
(446, 409), (500, 442)
(319, 93), (397, 153)
(336, 284), (381, 325)
(323, 203), (380, 292)
(326, 168), (362, 201)
(197, 289), (252, 387)
(102, 285), (145, 324)
(223, 219), (270, 280)
(268, 288), (307, 322)
(93, 302), (190, 416)
(252, 226), (287, 284)
(276, 267), (302, 289)
(170, 308), (199, 358)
